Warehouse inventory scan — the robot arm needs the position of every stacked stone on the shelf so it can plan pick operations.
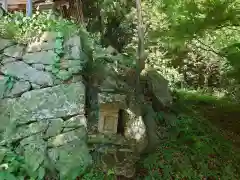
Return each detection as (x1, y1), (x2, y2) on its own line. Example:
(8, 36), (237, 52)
(0, 32), (91, 178)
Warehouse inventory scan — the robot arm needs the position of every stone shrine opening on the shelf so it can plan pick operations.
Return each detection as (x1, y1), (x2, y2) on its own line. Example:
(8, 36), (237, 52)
(98, 103), (125, 135)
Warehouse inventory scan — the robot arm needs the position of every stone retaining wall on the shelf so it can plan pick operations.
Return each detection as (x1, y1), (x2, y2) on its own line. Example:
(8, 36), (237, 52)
(0, 30), (170, 178)
(0, 32), (92, 178)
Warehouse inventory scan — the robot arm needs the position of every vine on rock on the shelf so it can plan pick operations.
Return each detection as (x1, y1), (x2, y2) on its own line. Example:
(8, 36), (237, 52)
(52, 32), (65, 79)
(3, 76), (15, 98)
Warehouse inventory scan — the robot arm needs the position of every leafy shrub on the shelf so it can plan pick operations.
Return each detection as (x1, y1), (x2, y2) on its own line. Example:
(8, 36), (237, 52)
(0, 148), (29, 180)
(0, 11), (78, 43)
(81, 0), (135, 52)
(126, 0), (240, 97)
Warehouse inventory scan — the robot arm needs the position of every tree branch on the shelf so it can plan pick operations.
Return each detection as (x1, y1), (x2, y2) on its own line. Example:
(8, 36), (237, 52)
(136, 0), (146, 71)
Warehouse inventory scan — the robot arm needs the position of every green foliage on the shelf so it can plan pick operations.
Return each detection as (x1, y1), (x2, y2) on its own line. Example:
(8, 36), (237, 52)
(138, 90), (240, 179)
(221, 43), (240, 83)
(52, 32), (64, 78)
(0, 148), (30, 180)
(1, 0), (238, 96)
(0, 11), (78, 43)
(3, 76), (15, 97)
(82, 169), (105, 180)
(81, 168), (118, 180)
(127, 0), (240, 98)
(82, 0), (135, 52)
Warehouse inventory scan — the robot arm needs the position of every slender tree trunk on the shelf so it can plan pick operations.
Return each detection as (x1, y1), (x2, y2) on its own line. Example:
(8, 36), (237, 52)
(135, 0), (145, 94)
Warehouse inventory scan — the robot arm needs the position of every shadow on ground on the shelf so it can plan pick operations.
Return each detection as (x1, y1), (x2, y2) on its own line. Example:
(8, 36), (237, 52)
(173, 90), (240, 147)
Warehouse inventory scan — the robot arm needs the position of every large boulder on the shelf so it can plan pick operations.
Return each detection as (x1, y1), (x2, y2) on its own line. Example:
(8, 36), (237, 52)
(123, 102), (148, 153)
(141, 68), (172, 107)
(123, 96), (159, 154)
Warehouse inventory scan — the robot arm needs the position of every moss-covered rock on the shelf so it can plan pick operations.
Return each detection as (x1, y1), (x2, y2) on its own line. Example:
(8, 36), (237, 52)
(11, 83), (85, 124)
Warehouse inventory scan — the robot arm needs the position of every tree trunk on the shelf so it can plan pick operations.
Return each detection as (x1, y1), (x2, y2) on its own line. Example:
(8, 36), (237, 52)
(69, 0), (84, 25)
(135, 0), (146, 95)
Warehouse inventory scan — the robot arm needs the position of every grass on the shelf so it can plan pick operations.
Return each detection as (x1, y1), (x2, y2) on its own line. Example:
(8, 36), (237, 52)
(134, 90), (240, 180)
(174, 89), (240, 146)
(174, 89), (240, 110)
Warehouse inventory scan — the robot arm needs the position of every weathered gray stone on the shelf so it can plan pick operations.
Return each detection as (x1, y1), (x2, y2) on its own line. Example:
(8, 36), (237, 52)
(100, 76), (118, 91)
(0, 75), (29, 98)
(0, 98), (16, 132)
(3, 121), (48, 143)
(21, 135), (47, 172)
(0, 147), (7, 163)
(72, 46), (81, 59)
(0, 39), (13, 51)
(70, 46), (81, 59)
(0, 75), (8, 98)
(141, 68), (172, 107)
(1, 61), (53, 86)
(1, 57), (16, 64)
(45, 118), (64, 138)
(99, 93), (126, 104)
(65, 46), (81, 60)
(3, 45), (24, 58)
(48, 128), (86, 147)
(60, 60), (81, 69)
(6, 80), (31, 97)
(98, 148), (138, 178)
(31, 83), (41, 89)
(141, 103), (159, 153)
(45, 65), (52, 72)
(26, 41), (55, 52)
(48, 148), (59, 162)
(49, 139), (92, 179)
(123, 105), (148, 153)
(0, 35), (93, 179)
(63, 115), (87, 128)
(52, 76), (63, 85)
(32, 64), (45, 71)
(65, 35), (81, 47)
(11, 83), (85, 123)
(40, 31), (58, 42)
(41, 41), (55, 51)
(23, 50), (56, 65)
(70, 75), (83, 83)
